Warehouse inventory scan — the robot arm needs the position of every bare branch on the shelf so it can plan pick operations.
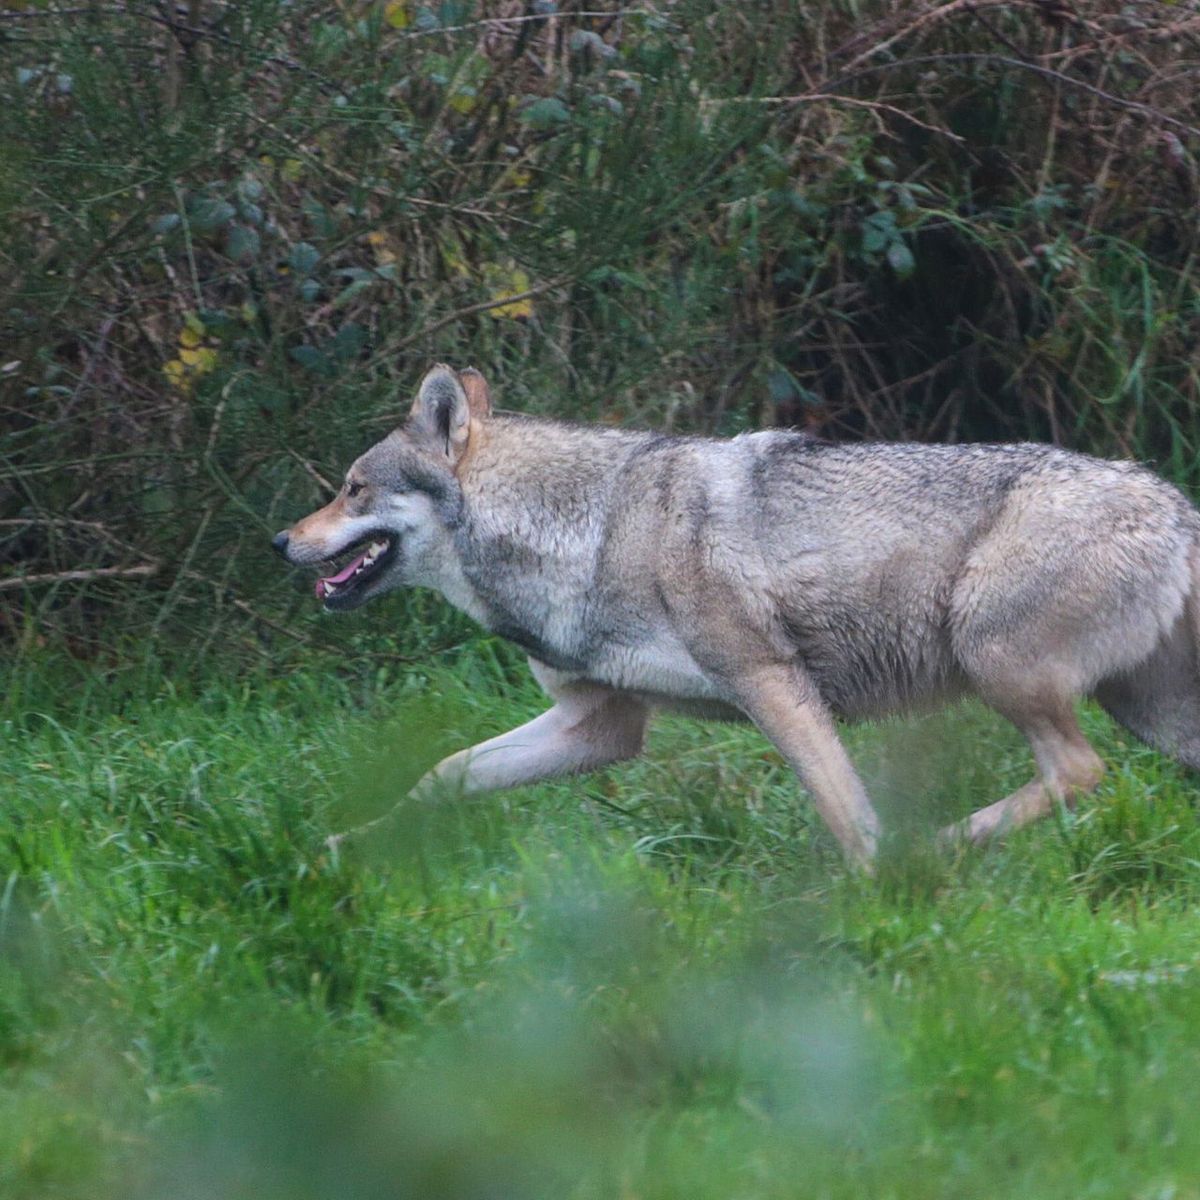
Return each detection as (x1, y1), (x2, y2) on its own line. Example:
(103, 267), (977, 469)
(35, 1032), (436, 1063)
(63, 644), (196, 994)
(0, 565), (159, 591)
(702, 93), (965, 143)
(827, 53), (1200, 140)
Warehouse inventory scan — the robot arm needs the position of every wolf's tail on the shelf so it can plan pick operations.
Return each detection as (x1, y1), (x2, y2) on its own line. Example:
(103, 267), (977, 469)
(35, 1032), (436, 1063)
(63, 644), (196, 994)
(1180, 540), (1200, 662)
(1092, 535), (1200, 771)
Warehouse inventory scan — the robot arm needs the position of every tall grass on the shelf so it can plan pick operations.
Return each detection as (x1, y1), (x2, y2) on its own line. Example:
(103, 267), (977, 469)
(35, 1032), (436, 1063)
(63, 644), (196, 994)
(6, 648), (1200, 1197)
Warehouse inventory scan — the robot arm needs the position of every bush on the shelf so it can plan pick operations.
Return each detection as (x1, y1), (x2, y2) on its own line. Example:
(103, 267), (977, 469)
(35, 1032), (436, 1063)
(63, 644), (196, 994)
(2, 0), (1198, 655)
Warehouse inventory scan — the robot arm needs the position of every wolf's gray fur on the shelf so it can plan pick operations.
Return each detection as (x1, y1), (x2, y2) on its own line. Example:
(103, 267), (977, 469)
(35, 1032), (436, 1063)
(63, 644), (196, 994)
(275, 365), (1200, 866)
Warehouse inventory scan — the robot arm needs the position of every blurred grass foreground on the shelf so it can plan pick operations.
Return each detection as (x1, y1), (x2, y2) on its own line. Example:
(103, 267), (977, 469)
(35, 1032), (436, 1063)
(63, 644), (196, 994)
(5, 1), (1200, 1198)
(11, 658), (1200, 1198)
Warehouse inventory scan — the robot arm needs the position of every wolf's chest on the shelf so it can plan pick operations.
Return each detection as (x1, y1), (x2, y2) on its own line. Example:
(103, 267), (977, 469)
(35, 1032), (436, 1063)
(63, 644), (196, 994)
(587, 631), (721, 700)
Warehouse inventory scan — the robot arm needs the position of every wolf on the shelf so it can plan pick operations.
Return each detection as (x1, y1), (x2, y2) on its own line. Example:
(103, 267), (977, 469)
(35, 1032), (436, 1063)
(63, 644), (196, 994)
(272, 364), (1200, 867)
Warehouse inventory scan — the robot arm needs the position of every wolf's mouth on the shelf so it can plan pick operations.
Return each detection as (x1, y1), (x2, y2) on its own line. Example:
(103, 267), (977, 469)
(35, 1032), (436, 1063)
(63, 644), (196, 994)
(316, 533), (396, 606)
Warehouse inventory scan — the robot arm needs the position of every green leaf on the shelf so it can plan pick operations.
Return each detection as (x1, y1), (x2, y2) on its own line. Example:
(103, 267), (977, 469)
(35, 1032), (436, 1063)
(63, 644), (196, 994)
(587, 94), (623, 116)
(289, 344), (334, 376)
(302, 195), (339, 237)
(438, 1), (471, 24)
(290, 242), (321, 275)
(224, 224), (261, 263)
(197, 308), (236, 336)
(188, 197), (237, 233)
(237, 177), (264, 203)
(768, 367), (801, 406)
(151, 213), (180, 235)
(861, 210), (896, 254)
(886, 240), (916, 279)
(332, 322), (367, 362)
(332, 279), (375, 309)
(521, 97), (570, 129)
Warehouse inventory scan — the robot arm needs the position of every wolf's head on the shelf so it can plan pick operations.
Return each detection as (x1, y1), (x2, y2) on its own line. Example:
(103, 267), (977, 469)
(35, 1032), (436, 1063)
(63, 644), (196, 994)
(272, 363), (491, 612)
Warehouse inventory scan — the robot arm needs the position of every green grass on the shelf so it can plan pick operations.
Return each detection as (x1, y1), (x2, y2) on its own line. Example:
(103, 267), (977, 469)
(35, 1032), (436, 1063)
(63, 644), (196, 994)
(5, 641), (1200, 1199)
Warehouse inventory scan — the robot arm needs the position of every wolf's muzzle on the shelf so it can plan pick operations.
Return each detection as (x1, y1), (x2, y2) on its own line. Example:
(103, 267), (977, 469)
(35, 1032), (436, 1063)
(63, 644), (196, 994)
(271, 530), (290, 557)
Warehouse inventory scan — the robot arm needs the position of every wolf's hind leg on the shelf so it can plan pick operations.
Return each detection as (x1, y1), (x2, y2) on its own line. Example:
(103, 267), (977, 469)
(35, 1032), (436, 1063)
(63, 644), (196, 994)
(940, 693), (1104, 845)
(1094, 614), (1200, 770)
(327, 682), (647, 850)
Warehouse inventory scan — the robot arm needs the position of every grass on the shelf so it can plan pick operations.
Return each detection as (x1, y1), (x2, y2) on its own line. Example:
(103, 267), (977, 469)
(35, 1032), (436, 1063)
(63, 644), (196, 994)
(5, 639), (1200, 1199)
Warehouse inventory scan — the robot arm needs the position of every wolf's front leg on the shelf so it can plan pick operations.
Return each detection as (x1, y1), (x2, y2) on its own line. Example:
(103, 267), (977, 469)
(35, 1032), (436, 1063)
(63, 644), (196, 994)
(326, 682), (648, 852)
(415, 684), (648, 798)
(727, 662), (881, 868)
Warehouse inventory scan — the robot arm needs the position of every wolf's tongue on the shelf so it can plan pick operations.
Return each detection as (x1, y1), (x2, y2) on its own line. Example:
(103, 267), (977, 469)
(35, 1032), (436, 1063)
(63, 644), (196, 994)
(316, 550), (368, 599)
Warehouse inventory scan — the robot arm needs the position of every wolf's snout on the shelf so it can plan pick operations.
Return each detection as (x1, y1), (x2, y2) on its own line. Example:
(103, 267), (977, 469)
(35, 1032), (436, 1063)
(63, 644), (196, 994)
(271, 530), (290, 557)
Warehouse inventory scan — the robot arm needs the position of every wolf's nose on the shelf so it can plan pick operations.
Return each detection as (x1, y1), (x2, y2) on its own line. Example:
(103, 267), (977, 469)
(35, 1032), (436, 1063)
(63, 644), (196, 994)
(271, 530), (290, 557)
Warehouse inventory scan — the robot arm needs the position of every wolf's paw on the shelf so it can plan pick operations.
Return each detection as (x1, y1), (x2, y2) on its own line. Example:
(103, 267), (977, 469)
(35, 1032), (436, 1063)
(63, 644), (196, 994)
(323, 811), (393, 862)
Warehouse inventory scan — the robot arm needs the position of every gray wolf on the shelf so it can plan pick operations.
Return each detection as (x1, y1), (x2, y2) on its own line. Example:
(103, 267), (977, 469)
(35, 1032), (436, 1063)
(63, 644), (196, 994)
(273, 364), (1200, 867)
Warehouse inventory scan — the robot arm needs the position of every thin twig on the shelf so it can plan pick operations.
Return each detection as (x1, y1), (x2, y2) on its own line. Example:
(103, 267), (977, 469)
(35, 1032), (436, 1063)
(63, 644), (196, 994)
(288, 450), (336, 496)
(389, 276), (571, 352)
(68, 316), (116, 409)
(0, 565), (159, 591)
(0, 5), (107, 15)
(702, 93), (965, 142)
(838, 0), (1020, 73)
(0, 517), (310, 643)
(0, 517), (129, 537)
(397, 8), (653, 38)
(2, 1), (341, 92)
(827, 53), (1200, 139)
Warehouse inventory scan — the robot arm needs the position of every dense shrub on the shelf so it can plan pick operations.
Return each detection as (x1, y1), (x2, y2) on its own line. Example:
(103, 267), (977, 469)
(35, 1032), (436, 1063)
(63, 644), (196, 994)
(1, 0), (1198, 653)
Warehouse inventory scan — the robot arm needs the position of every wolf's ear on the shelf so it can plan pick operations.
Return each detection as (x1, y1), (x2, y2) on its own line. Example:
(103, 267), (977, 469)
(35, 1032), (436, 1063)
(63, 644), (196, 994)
(410, 364), (474, 463)
(458, 367), (493, 421)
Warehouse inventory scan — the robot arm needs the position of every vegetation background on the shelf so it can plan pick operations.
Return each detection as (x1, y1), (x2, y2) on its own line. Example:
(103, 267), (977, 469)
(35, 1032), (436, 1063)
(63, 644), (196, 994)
(3, 1), (1200, 1197)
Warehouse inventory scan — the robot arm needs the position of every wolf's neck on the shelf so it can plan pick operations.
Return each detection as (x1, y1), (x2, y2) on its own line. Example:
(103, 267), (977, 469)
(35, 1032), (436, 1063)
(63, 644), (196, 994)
(450, 416), (650, 664)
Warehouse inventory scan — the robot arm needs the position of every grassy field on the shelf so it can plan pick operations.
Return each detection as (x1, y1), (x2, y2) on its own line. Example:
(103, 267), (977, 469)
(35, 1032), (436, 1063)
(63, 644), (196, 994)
(6, 638), (1200, 1199)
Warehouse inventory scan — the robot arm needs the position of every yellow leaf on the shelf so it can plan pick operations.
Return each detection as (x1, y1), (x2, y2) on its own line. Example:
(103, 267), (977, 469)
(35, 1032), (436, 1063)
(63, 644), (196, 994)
(384, 0), (410, 28)
(484, 263), (533, 320)
(183, 311), (206, 337)
(282, 158), (303, 182)
(179, 327), (202, 349)
(179, 347), (218, 373)
(449, 90), (477, 115)
(440, 235), (471, 278)
(163, 359), (190, 392)
(501, 166), (532, 190)
(367, 230), (397, 265)
(490, 294), (533, 320)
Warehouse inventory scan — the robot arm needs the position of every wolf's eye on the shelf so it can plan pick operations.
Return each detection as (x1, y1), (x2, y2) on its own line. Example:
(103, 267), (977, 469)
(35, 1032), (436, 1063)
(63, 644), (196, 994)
(346, 481), (364, 498)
